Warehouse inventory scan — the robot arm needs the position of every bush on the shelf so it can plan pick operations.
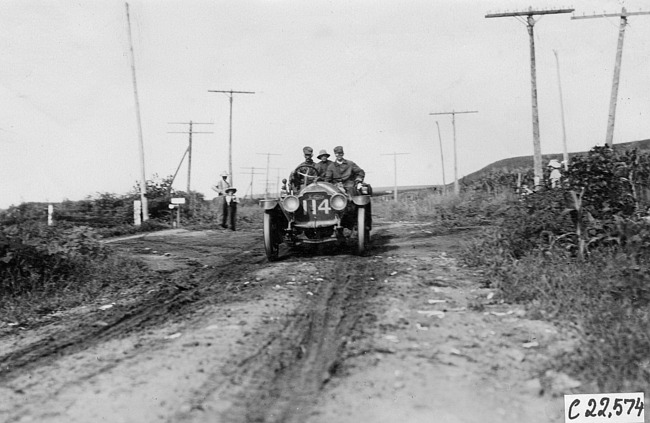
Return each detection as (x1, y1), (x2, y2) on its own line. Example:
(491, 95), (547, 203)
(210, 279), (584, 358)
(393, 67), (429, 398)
(0, 224), (106, 297)
(458, 144), (650, 391)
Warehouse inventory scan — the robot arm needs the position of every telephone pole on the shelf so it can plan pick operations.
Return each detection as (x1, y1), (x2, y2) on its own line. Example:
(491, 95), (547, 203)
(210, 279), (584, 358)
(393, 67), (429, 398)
(553, 50), (569, 170)
(486, 7), (574, 187)
(208, 89), (255, 185)
(573, 8), (650, 147)
(429, 110), (478, 195)
(257, 152), (281, 199)
(381, 152), (409, 201)
(435, 121), (447, 194)
(125, 2), (148, 222)
(240, 167), (264, 199)
(168, 121), (213, 192)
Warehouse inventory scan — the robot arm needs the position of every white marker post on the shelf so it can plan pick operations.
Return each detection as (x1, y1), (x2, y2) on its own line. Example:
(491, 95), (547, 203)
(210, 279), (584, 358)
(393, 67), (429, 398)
(133, 200), (142, 226)
(171, 198), (186, 228)
(47, 204), (54, 226)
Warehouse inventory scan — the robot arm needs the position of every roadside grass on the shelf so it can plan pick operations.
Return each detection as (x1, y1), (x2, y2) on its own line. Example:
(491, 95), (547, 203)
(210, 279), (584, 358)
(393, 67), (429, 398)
(371, 191), (513, 228)
(464, 245), (650, 392)
(457, 200), (650, 392)
(372, 185), (650, 392)
(0, 225), (155, 324)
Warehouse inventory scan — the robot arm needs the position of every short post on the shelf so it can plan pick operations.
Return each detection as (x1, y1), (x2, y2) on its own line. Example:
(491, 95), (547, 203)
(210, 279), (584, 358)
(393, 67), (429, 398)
(47, 204), (54, 226)
(170, 197), (186, 228)
(133, 200), (142, 226)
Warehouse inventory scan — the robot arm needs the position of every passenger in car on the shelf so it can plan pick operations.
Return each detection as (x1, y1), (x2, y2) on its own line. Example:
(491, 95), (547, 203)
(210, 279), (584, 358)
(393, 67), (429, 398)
(324, 146), (365, 194)
(315, 149), (332, 179)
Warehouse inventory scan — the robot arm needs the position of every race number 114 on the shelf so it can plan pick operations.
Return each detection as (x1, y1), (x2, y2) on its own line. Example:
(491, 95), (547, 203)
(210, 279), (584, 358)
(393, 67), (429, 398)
(564, 393), (644, 423)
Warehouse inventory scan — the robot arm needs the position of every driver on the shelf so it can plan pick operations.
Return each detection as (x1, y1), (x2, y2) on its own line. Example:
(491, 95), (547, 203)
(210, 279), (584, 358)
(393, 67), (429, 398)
(324, 145), (365, 194)
(289, 146), (316, 189)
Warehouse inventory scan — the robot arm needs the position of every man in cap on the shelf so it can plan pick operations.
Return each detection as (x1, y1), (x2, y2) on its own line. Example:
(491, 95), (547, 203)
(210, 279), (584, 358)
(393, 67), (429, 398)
(211, 171), (231, 228)
(324, 146), (365, 194)
(223, 187), (239, 231)
(289, 146), (317, 190)
(315, 149), (332, 179)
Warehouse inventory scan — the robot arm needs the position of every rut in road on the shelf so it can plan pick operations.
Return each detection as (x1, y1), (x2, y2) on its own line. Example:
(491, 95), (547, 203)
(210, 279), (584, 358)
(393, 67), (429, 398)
(0, 239), (265, 382)
(215, 259), (380, 423)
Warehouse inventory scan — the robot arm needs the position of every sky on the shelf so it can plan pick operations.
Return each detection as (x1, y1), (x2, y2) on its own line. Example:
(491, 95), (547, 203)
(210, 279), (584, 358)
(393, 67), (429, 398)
(1, 0), (649, 208)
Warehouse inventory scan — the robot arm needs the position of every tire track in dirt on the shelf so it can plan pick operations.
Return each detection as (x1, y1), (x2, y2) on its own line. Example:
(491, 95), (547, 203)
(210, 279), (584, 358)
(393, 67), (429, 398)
(178, 241), (390, 423)
(244, 261), (379, 423)
(0, 238), (266, 382)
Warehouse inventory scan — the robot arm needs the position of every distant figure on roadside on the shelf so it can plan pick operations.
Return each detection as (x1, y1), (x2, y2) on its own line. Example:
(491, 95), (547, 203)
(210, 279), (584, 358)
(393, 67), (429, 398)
(223, 187), (239, 231)
(548, 159), (562, 188)
(324, 145), (365, 194)
(212, 172), (231, 229)
(315, 149), (332, 179)
(289, 146), (316, 190)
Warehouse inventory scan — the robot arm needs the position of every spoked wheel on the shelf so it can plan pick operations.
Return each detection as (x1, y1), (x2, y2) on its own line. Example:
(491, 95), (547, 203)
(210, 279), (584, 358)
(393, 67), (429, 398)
(356, 206), (369, 255)
(263, 212), (280, 261)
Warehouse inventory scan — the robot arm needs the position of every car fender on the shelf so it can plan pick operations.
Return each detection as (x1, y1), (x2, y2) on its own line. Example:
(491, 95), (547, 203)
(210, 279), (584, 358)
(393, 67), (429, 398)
(259, 199), (279, 210)
(351, 195), (371, 206)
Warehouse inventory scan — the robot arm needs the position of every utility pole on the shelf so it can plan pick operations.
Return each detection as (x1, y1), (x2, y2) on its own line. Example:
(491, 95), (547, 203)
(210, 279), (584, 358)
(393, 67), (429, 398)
(257, 152), (281, 198)
(208, 89), (255, 185)
(125, 2), (148, 222)
(270, 167), (284, 197)
(168, 121), (213, 192)
(486, 7), (574, 187)
(435, 121), (447, 194)
(240, 167), (264, 199)
(275, 168), (285, 197)
(573, 8), (650, 147)
(381, 152), (409, 201)
(429, 110), (478, 195)
(553, 50), (569, 170)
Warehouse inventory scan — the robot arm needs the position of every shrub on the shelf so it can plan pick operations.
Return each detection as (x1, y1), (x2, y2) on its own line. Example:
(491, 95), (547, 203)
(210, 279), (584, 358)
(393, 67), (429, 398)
(0, 224), (106, 297)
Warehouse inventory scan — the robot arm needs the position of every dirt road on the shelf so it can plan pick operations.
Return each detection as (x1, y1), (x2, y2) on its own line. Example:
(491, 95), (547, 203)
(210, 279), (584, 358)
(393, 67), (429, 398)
(0, 220), (575, 422)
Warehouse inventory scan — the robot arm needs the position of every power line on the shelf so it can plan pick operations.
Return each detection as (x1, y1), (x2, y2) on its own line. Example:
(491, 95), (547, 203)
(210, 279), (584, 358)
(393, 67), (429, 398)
(572, 7), (650, 147)
(429, 110), (478, 195)
(380, 152), (409, 201)
(486, 7), (574, 187)
(208, 89), (255, 186)
(167, 121), (213, 193)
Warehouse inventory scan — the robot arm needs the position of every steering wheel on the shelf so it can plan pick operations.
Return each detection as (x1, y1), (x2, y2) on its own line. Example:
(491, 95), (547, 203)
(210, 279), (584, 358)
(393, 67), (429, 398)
(293, 164), (319, 185)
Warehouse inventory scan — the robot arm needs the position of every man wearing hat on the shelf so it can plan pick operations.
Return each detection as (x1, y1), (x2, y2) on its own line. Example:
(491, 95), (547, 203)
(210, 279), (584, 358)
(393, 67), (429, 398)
(211, 171), (232, 229)
(315, 149), (332, 179)
(223, 186), (239, 231)
(548, 159), (562, 188)
(324, 146), (365, 194)
(289, 146), (316, 189)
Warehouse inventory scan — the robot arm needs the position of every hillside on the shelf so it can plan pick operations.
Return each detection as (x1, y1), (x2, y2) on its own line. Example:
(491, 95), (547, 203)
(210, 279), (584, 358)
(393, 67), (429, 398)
(460, 138), (650, 185)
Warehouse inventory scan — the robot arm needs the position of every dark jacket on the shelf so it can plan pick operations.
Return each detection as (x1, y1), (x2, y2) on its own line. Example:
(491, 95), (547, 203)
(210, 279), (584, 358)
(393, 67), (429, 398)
(324, 159), (365, 187)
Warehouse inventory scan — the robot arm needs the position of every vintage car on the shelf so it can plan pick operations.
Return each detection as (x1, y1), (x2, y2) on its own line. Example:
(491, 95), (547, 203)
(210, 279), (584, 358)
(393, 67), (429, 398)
(260, 163), (372, 261)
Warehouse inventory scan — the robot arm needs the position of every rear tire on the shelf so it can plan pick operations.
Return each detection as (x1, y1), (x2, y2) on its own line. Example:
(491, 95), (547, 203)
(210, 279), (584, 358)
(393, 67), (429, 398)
(356, 206), (369, 255)
(264, 212), (280, 261)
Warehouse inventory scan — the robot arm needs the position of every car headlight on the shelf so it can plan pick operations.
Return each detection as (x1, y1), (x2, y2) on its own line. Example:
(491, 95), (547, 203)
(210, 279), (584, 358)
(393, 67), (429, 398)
(282, 195), (300, 212)
(330, 194), (347, 211)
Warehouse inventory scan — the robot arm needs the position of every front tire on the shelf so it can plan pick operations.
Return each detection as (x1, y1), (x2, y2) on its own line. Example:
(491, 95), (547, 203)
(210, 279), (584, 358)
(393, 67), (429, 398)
(264, 212), (280, 261)
(356, 206), (369, 255)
